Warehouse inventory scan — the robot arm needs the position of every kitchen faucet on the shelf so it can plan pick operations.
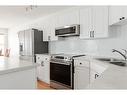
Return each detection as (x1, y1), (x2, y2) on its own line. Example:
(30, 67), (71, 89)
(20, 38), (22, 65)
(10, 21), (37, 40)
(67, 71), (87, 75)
(122, 49), (127, 56)
(112, 49), (127, 60)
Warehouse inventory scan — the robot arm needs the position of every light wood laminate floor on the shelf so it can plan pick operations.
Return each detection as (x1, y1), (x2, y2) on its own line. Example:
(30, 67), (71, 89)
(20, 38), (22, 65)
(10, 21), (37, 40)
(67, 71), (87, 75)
(37, 80), (54, 90)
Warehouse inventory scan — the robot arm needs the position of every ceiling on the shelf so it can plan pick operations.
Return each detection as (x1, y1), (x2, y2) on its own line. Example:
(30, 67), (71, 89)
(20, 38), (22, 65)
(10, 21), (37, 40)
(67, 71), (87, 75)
(0, 6), (72, 28)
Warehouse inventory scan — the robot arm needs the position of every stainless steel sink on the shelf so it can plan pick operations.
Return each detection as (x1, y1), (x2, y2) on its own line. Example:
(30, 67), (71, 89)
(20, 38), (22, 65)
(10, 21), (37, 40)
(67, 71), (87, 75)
(95, 58), (127, 66)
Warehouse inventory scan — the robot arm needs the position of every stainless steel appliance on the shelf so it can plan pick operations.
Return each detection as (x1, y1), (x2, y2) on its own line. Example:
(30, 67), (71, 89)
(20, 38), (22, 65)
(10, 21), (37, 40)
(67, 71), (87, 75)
(55, 24), (80, 37)
(18, 28), (48, 62)
(50, 54), (85, 89)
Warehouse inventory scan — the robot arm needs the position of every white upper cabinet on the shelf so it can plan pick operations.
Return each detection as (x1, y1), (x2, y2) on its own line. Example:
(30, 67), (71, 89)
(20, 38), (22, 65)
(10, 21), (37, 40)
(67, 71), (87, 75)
(57, 9), (80, 27)
(43, 9), (80, 41)
(122, 7), (127, 18)
(92, 6), (109, 38)
(42, 15), (58, 41)
(42, 7), (109, 40)
(42, 18), (51, 41)
(79, 6), (109, 39)
(109, 6), (122, 25)
(48, 15), (58, 41)
(79, 7), (93, 39)
(109, 6), (127, 25)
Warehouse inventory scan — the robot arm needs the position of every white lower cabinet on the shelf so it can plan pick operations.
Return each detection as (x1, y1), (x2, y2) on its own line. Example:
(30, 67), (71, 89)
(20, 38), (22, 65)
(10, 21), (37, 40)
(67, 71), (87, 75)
(36, 54), (50, 84)
(74, 59), (105, 89)
(89, 61), (107, 84)
(90, 70), (100, 84)
(74, 59), (90, 89)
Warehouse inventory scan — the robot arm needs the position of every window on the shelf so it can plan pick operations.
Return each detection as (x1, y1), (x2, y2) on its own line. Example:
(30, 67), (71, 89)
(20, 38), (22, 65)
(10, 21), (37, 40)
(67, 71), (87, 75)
(0, 34), (5, 55)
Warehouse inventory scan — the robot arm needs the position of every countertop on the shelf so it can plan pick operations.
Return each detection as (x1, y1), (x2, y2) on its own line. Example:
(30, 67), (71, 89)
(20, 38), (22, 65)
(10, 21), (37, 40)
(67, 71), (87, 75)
(74, 55), (127, 89)
(0, 56), (38, 75)
(35, 53), (50, 56)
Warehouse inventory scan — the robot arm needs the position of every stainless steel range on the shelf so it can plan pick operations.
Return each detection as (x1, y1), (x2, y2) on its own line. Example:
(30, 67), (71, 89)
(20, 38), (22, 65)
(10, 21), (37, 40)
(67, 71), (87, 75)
(50, 54), (85, 89)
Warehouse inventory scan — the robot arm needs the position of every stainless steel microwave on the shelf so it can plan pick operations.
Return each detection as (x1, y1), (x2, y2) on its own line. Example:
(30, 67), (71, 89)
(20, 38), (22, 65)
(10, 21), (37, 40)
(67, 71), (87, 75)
(55, 24), (80, 37)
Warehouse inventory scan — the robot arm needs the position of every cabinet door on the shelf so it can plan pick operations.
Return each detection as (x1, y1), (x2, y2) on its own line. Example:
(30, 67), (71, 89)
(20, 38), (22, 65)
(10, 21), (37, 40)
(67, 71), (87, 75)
(74, 67), (89, 89)
(36, 55), (50, 84)
(58, 9), (79, 27)
(37, 60), (45, 82)
(109, 6), (123, 25)
(42, 19), (51, 41)
(79, 7), (93, 39)
(93, 6), (109, 38)
(120, 6), (127, 20)
(43, 16), (58, 41)
(90, 70), (99, 84)
(43, 59), (50, 83)
(48, 15), (58, 41)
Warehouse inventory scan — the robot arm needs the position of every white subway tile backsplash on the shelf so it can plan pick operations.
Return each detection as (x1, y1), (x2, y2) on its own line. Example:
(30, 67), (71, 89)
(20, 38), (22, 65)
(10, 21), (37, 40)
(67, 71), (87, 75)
(49, 24), (127, 59)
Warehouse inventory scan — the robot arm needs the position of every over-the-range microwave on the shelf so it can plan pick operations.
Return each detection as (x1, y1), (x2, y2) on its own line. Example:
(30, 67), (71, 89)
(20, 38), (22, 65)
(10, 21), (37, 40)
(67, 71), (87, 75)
(55, 24), (80, 37)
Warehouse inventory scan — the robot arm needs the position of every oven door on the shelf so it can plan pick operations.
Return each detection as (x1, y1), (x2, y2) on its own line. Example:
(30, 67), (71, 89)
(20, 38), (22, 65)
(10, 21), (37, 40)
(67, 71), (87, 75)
(50, 61), (72, 89)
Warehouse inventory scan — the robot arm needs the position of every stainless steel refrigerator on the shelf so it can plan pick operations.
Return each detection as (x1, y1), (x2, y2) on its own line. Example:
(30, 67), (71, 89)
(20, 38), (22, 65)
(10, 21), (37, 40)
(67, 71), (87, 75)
(18, 28), (48, 62)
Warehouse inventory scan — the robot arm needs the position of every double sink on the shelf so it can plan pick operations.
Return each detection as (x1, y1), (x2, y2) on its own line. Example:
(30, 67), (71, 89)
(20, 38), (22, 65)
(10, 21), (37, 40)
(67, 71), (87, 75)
(95, 58), (127, 66)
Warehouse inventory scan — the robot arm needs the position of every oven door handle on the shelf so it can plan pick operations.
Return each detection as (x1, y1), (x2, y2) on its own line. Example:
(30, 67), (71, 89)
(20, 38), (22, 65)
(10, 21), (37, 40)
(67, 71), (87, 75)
(50, 61), (71, 65)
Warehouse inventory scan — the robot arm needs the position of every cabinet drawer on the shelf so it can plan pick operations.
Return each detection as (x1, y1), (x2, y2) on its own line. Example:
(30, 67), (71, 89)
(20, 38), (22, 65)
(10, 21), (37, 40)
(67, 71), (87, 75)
(74, 60), (89, 68)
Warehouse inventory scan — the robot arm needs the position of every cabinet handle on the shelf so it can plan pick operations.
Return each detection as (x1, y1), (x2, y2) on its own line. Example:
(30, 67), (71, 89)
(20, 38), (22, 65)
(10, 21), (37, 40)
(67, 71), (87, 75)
(41, 61), (44, 66)
(122, 17), (125, 19)
(92, 31), (94, 38)
(95, 74), (99, 79)
(119, 18), (122, 20)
